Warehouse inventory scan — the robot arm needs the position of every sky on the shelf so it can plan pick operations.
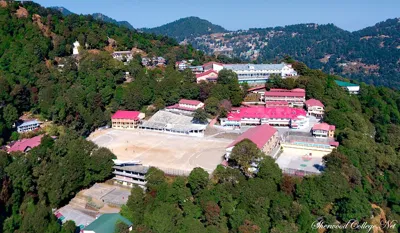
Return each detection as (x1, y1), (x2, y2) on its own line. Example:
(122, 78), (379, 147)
(35, 0), (399, 32)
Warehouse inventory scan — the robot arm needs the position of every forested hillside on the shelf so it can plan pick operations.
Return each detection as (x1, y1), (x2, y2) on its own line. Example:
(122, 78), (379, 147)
(119, 63), (400, 233)
(0, 1), (399, 232)
(52, 6), (135, 29)
(147, 17), (400, 88)
(141, 16), (228, 41)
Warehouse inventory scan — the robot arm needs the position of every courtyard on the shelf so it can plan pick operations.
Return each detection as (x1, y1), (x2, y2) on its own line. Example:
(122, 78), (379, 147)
(89, 129), (232, 174)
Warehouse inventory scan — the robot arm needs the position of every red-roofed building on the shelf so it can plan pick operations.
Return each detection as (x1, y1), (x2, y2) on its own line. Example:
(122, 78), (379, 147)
(166, 99), (204, 114)
(220, 106), (308, 129)
(202, 62), (224, 72)
(225, 124), (279, 159)
(111, 110), (145, 129)
(312, 123), (335, 138)
(265, 101), (290, 107)
(7, 135), (44, 153)
(305, 99), (325, 117)
(196, 70), (218, 83)
(264, 88), (306, 107)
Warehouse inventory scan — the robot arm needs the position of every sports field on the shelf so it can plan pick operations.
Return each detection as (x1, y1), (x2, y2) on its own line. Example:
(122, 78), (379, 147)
(89, 129), (232, 173)
(276, 146), (329, 174)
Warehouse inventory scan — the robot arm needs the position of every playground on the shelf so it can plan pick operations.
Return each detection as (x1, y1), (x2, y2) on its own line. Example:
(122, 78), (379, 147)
(276, 146), (329, 176)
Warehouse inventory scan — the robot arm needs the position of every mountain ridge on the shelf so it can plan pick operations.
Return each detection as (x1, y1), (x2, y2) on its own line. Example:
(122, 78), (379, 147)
(51, 6), (134, 30)
(144, 17), (400, 88)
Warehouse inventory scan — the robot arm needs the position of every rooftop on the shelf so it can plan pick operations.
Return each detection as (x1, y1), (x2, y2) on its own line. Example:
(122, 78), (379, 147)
(113, 165), (149, 174)
(196, 69), (218, 78)
(227, 124), (277, 149)
(305, 99), (324, 108)
(179, 99), (203, 106)
(312, 123), (336, 131)
(17, 119), (40, 128)
(335, 80), (359, 87)
(84, 213), (132, 233)
(265, 89), (306, 98)
(226, 107), (307, 121)
(112, 110), (141, 120)
(224, 63), (286, 71)
(140, 110), (206, 131)
(8, 135), (44, 153)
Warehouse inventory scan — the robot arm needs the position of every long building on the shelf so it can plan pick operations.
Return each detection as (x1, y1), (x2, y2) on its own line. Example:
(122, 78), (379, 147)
(220, 106), (308, 129)
(166, 99), (205, 114)
(111, 110), (145, 129)
(264, 88), (305, 107)
(112, 165), (148, 187)
(225, 124), (279, 160)
(335, 80), (360, 94)
(16, 119), (41, 133)
(223, 63), (297, 84)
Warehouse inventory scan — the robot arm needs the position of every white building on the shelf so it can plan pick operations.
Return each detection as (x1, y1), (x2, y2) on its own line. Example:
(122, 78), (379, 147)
(335, 80), (360, 94)
(112, 165), (148, 187)
(73, 41), (80, 55)
(223, 63), (297, 84)
(16, 120), (41, 133)
(305, 99), (325, 118)
(112, 51), (133, 62)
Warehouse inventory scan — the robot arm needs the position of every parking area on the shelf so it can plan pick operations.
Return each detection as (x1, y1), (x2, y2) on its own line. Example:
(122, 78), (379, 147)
(89, 129), (233, 173)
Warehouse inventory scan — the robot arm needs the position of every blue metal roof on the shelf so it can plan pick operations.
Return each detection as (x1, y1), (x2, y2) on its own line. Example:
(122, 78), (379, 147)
(17, 120), (40, 128)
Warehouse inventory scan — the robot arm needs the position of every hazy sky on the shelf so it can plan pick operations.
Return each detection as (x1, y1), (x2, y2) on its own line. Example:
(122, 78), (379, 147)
(35, 0), (399, 31)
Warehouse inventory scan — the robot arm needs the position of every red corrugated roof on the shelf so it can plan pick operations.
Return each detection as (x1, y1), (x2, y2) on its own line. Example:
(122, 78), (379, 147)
(226, 107), (307, 121)
(265, 89), (306, 97)
(8, 135), (44, 153)
(227, 124), (277, 149)
(179, 99), (203, 106)
(166, 104), (197, 112)
(196, 70), (218, 78)
(312, 123), (335, 131)
(111, 110), (140, 120)
(247, 85), (266, 92)
(305, 99), (324, 107)
(265, 101), (289, 106)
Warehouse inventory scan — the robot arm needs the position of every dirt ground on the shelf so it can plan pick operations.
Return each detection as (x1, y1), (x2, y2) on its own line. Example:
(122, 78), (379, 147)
(89, 129), (233, 173)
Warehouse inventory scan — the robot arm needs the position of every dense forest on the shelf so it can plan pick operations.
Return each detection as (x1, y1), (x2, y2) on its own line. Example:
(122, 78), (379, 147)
(141, 16), (228, 42)
(0, 1), (399, 232)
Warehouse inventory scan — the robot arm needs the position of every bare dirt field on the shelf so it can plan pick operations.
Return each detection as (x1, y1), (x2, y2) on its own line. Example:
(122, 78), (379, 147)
(89, 129), (233, 173)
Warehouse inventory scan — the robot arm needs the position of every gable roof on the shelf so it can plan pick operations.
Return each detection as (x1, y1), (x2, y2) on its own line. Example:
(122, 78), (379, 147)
(227, 124), (277, 149)
(196, 70), (218, 78)
(84, 213), (132, 233)
(17, 120), (40, 128)
(179, 99), (203, 106)
(305, 99), (324, 108)
(265, 89), (306, 98)
(8, 135), (44, 153)
(226, 107), (307, 121)
(312, 123), (335, 131)
(112, 110), (140, 120)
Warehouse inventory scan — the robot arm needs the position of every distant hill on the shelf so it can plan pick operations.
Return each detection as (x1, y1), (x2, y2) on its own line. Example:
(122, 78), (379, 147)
(141, 16), (228, 41)
(50, 6), (73, 16)
(51, 7), (134, 30)
(92, 13), (134, 30)
(150, 17), (399, 88)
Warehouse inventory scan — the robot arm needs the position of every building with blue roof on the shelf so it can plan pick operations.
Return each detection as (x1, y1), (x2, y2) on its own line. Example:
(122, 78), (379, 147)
(223, 63), (298, 84)
(16, 120), (41, 133)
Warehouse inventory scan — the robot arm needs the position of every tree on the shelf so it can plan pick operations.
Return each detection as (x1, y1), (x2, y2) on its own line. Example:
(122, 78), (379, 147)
(334, 193), (371, 222)
(115, 221), (130, 233)
(3, 105), (18, 128)
(193, 109), (208, 124)
(256, 157), (282, 184)
(188, 167), (209, 195)
(204, 97), (219, 116)
(61, 221), (77, 233)
(121, 185), (145, 224)
(230, 139), (265, 176)
(217, 69), (238, 85)
(146, 167), (165, 191)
